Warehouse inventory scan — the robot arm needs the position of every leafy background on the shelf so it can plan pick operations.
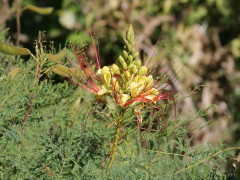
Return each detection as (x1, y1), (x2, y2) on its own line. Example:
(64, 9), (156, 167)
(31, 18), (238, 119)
(0, 0), (240, 179)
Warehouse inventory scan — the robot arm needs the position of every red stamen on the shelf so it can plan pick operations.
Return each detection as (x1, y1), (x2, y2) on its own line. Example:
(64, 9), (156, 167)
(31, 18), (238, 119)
(89, 30), (101, 69)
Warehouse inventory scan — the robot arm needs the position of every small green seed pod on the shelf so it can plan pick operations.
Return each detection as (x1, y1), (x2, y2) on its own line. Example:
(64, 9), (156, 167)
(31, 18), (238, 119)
(134, 59), (142, 68)
(138, 66), (148, 76)
(0, 43), (31, 55)
(111, 64), (120, 74)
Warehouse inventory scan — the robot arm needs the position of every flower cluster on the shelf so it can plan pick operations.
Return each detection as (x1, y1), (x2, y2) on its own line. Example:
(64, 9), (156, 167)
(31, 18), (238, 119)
(52, 25), (174, 112)
(95, 26), (173, 107)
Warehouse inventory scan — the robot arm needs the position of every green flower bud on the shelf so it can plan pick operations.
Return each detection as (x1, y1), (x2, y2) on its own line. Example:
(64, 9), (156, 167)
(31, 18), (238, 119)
(123, 50), (128, 59)
(127, 25), (134, 45)
(123, 70), (131, 81)
(134, 59), (142, 68)
(131, 47), (135, 53)
(111, 64), (120, 74)
(118, 55), (125, 63)
(128, 55), (133, 63)
(130, 65), (137, 74)
(138, 66), (148, 76)
(127, 43), (132, 52)
(118, 55), (128, 69)
(121, 62), (128, 70)
(133, 52), (139, 59)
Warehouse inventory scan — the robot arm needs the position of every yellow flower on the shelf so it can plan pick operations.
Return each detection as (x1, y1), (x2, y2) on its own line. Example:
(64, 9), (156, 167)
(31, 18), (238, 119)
(97, 85), (108, 96)
(112, 77), (120, 92)
(144, 75), (154, 89)
(130, 75), (146, 97)
(144, 88), (159, 101)
(101, 66), (112, 88)
(119, 94), (130, 106)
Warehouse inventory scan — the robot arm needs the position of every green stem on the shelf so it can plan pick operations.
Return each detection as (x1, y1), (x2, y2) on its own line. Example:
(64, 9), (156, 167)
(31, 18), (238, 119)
(16, 0), (22, 46)
(108, 117), (122, 168)
(22, 49), (42, 132)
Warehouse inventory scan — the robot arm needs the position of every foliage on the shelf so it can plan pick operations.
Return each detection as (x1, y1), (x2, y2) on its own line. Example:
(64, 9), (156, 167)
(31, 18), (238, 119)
(1, 0), (238, 145)
(0, 25), (239, 179)
(1, 0), (240, 178)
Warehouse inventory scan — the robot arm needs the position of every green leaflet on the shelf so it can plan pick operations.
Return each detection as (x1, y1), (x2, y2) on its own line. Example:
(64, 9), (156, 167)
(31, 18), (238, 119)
(51, 64), (82, 78)
(0, 43), (31, 55)
(8, 67), (20, 79)
(23, 5), (53, 15)
(51, 64), (71, 77)
(47, 48), (66, 62)
(106, 95), (118, 112)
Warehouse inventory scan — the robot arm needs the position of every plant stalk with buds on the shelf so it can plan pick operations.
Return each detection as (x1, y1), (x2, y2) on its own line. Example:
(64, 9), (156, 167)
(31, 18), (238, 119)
(51, 25), (175, 168)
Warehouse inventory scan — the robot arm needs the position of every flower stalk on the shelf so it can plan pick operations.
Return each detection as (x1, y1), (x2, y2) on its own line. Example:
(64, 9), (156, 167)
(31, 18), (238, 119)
(108, 113), (122, 168)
